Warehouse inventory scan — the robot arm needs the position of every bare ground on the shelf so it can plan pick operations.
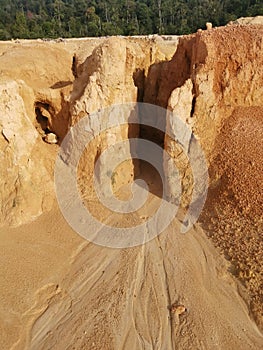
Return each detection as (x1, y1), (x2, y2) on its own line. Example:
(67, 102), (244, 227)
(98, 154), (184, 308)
(1, 164), (262, 350)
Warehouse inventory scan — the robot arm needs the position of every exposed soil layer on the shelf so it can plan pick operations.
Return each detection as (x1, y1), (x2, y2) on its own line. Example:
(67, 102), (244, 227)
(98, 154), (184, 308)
(160, 25), (263, 330)
(201, 106), (263, 329)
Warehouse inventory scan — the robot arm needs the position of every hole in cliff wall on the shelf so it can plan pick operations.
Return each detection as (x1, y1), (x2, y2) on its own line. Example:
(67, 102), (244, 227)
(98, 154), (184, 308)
(35, 107), (51, 135)
(35, 102), (58, 143)
(35, 106), (50, 135)
(190, 96), (196, 118)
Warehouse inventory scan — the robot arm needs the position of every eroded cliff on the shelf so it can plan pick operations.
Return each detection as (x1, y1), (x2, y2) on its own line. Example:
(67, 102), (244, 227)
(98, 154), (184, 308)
(0, 22), (262, 349)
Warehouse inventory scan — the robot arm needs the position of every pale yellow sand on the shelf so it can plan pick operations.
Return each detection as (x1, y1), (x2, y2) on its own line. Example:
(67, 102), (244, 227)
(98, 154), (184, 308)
(1, 167), (262, 349)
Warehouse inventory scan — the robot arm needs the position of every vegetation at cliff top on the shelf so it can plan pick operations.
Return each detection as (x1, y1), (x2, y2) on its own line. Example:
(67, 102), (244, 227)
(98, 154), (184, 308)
(0, 0), (262, 40)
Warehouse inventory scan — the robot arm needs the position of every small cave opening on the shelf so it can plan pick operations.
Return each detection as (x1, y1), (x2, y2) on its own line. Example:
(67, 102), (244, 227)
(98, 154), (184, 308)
(190, 96), (196, 118)
(35, 102), (58, 144)
(35, 107), (51, 135)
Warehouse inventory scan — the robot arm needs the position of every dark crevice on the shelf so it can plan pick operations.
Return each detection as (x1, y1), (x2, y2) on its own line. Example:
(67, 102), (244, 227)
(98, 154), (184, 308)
(34, 94), (71, 144)
(72, 54), (78, 78)
(190, 96), (196, 118)
(133, 68), (145, 103)
(133, 67), (166, 149)
(35, 102), (56, 140)
(35, 107), (50, 134)
(132, 71), (166, 198)
(139, 125), (165, 148)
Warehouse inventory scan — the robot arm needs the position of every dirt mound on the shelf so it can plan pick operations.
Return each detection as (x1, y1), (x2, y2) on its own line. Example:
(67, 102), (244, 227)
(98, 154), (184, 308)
(211, 107), (263, 221)
(233, 16), (263, 25)
(201, 106), (263, 328)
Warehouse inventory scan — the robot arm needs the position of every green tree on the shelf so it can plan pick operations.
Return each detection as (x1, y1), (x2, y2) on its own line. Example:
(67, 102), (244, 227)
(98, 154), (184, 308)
(12, 11), (29, 38)
(101, 22), (122, 35)
(136, 2), (153, 34)
(0, 28), (11, 40)
(86, 6), (101, 36)
(68, 16), (82, 37)
(0, 0), (262, 40)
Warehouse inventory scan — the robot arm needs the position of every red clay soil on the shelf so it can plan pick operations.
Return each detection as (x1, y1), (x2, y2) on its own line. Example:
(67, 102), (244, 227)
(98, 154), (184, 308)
(201, 106), (263, 329)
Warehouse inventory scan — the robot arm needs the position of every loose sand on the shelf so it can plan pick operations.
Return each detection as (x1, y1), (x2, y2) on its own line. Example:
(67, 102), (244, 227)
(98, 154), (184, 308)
(0, 164), (262, 349)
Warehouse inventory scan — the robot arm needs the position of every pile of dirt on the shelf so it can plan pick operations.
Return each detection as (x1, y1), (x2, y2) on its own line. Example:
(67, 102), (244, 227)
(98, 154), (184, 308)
(233, 16), (263, 25)
(201, 106), (263, 328)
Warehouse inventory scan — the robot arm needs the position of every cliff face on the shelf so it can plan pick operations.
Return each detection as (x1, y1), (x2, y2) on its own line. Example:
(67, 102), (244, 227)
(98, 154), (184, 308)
(163, 25), (263, 213)
(0, 79), (54, 225)
(1, 26), (262, 226)
(159, 25), (263, 328)
(0, 43), (74, 225)
(0, 36), (177, 226)
(162, 24), (263, 167)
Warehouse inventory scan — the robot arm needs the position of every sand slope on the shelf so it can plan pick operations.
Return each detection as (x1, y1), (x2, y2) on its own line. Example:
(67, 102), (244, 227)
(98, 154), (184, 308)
(28, 222), (262, 349)
(1, 189), (261, 349)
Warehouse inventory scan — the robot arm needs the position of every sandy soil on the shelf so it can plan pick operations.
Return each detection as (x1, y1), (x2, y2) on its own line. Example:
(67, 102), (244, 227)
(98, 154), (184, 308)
(200, 106), (263, 330)
(0, 164), (262, 350)
(0, 204), (82, 349)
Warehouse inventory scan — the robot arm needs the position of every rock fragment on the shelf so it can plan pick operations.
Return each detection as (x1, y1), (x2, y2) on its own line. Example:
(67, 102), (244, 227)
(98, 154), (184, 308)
(44, 133), (58, 144)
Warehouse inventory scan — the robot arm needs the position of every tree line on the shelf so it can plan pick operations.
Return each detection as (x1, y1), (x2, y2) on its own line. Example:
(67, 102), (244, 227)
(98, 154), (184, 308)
(0, 0), (262, 40)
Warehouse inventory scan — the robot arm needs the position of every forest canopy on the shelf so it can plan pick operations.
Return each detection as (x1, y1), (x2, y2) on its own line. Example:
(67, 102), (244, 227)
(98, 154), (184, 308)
(0, 0), (262, 40)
